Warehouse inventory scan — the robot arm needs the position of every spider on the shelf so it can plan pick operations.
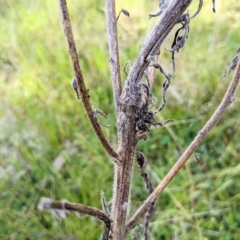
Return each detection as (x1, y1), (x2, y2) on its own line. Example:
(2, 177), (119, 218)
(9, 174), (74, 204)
(135, 109), (167, 132)
(133, 83), (170, 133)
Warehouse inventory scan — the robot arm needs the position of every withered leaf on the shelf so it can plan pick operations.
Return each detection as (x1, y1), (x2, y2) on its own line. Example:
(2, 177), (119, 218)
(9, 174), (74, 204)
(122, 9), (130, 17)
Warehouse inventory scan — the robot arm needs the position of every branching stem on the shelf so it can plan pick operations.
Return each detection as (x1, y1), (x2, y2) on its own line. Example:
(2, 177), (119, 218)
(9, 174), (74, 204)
(39, 198), (111, 231)
(126, 59), (240, 233)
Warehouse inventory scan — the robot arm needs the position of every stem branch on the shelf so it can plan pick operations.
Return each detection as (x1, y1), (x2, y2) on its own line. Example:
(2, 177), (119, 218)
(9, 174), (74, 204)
(126, 59), (240, 232)
(57, 0), (119, 161)
(105, 0), (122, 116)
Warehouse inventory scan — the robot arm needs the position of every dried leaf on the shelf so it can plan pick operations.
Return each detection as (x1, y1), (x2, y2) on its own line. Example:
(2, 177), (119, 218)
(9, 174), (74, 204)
(222, 47), (240, 77)
(190, 0), (203, 19)
(212, 0), (216, 12)
(71, 77), (80, 99)
(122, 9), (130, 17)
(117, 9), (130, 21)
(135, 151), (157, 239)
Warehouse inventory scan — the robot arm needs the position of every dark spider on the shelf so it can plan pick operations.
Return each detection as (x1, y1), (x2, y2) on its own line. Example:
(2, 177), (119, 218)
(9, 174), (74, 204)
(133, 84), (157, 132)
(133, 80), (170, 133)
(136, 110), (166, 132)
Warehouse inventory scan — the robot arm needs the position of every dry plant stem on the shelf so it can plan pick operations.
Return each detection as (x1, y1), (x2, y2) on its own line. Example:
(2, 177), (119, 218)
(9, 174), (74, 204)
(43, 200), (111, 230)
(111, 118), (137, 239)
(126, 59), (240, 233)
(110, 1), (193, 239)
(58, 0), (119, 160)
(127, 0), (193, 85)
(105, 0), (122, 116)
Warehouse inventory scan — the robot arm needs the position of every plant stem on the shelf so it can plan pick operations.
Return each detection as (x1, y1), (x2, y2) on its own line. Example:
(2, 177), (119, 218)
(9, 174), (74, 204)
(126, 59), (240, 233)
(57, 0), (119, 161)
(105, 0), (122, 116)
(111, 115), (137, 239)
(110, 1), (193, 239)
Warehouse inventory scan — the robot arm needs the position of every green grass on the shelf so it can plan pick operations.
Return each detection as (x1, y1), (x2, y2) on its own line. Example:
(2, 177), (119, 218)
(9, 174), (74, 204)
(0, 0), (240, 239)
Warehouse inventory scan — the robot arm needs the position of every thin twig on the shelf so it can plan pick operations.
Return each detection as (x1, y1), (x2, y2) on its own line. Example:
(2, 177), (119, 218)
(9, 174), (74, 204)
(38, 198), (111, 231)
(93, 108), (111, 128)
(189, 0), (203, 20)
(149, 0), (169, 18)
(57, 0), (119, 162)
(105, 0), (122, 116)
(126, 59), (240, 233)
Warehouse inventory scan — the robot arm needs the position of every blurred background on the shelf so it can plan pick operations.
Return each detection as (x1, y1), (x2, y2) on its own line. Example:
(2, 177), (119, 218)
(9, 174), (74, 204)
(0, 0), (240, 239)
